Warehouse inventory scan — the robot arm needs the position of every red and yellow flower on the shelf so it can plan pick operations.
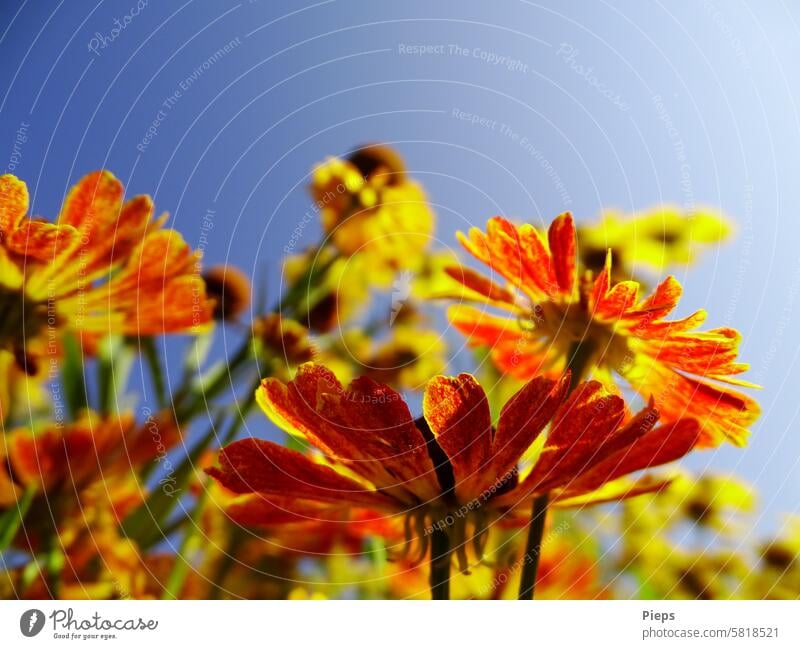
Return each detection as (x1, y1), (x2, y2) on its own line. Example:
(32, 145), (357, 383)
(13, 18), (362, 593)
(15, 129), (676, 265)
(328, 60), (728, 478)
(208, 363), (699, 569)
(0, 171), (213, 370)
(446, 213), (759, 447)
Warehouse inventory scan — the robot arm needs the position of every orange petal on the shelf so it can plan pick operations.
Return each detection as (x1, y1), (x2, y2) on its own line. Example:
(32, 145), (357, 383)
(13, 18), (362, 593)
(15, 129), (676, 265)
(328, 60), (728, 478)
(518, 223), (559, 298)
(443, 265), (517, 305)
(630, 276), (683, 320)
(547, 212), (577, 297)
(58, 170), (124, 230)
(447, 304), (526, 349)
(6, 221), (79, 261)
(639, 327), (745, 376)
(593, 280), (640, 321)
(0, 174), (29, 236)
(627, 363), (759, 447)
(458, 218), (548, 302)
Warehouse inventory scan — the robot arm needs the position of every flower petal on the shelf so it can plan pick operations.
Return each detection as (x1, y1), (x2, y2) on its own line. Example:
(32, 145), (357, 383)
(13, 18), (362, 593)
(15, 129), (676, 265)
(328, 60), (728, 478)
(207, 438), (397, 510)
(0, 174), (29, 236)
(258, 364), (440, 502)
(423, 373), (492, 499)
(488, 374), (569, 486)
(547, 212), (577, 297)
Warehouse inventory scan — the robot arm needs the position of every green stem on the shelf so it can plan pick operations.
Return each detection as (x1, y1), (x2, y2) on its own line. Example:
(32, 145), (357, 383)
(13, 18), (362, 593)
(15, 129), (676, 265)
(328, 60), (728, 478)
(517, 339), (596, 599)
(142, 337), (168, 410)
(207, 527), (246, 599)
(125, 375), (263, 549)
(161, 489), (208, 600)
(0, 486), (35, 552)
(121, 411), (227, 547)
(61, 332), (88, 419)
(175, 339), (254, 423)
(278, 249), (338, 315)
(429, 527), (451, 600)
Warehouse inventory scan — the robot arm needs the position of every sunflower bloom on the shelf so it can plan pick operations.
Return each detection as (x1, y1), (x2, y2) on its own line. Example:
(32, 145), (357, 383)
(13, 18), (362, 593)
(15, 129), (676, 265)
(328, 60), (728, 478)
(447, 213), (759, 447)
(0, 172), (213, 369)
(208, 363), (699, 574)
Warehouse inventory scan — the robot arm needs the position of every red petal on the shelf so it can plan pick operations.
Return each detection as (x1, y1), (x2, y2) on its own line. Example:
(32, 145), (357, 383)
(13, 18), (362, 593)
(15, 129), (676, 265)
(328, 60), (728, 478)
(423, 373), (492, 499)
(207, 438), (397, 510)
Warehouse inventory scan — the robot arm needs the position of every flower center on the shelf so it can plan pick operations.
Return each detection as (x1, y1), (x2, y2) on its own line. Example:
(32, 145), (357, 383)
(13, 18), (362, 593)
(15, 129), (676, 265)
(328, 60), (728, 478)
(535, 300), (632, 374)
(0, 285), (52, 353)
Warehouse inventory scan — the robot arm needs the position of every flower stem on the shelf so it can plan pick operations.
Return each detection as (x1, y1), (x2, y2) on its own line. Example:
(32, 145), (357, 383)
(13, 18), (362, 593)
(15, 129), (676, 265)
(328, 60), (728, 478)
(429, 527), (451, 600)
(517, 339), (596, 599)
(517, 493), (549, 599)
(0, 486), (35, 552)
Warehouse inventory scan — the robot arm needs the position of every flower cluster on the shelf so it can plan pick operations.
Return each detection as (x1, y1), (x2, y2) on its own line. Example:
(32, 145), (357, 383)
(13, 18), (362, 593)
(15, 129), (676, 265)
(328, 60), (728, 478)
(0, 145), (774, 601)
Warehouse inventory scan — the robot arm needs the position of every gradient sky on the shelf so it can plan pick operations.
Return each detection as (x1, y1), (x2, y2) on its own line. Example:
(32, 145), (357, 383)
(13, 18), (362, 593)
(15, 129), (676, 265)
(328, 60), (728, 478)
(1, 0), (798, 529)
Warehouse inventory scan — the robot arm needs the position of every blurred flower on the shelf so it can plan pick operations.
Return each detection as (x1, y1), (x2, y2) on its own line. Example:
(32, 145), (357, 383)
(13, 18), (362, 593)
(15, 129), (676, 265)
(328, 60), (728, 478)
(310, 145), (435, 271)
(252, 313), (315, 371)
(202, 265), (251, 322)
(577, 206), (731, 281)
(0, 172), (213, 375)
(208, 363), (699, 573)
(447, 213), (759, 447)
(0, 409), (179, 509)
(0, 349), (50, 422)
(282, 248), (370, 333)
(329, 324), (448, 392)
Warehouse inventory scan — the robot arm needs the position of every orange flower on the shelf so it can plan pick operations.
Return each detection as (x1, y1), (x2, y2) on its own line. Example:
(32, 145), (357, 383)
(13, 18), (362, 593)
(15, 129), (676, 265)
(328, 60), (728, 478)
(0, 172), (213, 367)
(0, 410), (179, 509)
(207, 363), (699, 559)
(447, 213), (759, 447)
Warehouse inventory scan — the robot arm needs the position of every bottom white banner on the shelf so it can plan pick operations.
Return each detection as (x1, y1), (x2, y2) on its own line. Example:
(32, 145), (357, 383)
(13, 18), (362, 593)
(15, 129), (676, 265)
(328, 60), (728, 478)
(0, 600), (797, 648)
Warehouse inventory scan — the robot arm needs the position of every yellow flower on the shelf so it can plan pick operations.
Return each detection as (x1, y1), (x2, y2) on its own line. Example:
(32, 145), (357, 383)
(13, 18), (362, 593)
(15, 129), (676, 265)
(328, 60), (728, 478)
(310, 144), (435, 270)
(577, 206), (731, 279)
